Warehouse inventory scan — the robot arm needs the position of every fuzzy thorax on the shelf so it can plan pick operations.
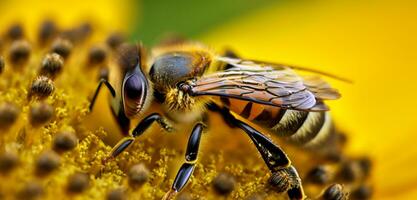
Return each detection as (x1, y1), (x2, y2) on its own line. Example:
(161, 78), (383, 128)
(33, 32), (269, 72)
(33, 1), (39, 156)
(163, 87), (210, 123)
(165, 87), (209, 112)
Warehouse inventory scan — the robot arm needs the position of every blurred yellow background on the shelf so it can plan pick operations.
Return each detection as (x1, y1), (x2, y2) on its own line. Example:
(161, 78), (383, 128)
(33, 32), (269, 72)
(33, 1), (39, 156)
(1, 0), (416, 199)
(0, 0), (137, 39)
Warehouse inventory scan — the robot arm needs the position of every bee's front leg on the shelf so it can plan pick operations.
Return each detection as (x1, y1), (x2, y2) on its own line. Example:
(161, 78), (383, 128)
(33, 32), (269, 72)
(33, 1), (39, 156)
(163, 123), (204, 200)
(89, 78), (116, 112)
(89, 78), (132, 135)
(103, 113), (173, 163)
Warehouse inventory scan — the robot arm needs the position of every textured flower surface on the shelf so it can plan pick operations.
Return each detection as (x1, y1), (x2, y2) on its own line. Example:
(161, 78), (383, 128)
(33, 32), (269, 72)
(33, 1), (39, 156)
(0, 0), (416, 200)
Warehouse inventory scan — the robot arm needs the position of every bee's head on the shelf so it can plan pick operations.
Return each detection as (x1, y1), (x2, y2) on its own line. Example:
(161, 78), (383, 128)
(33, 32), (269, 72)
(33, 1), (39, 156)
(118, 44), (152, 118)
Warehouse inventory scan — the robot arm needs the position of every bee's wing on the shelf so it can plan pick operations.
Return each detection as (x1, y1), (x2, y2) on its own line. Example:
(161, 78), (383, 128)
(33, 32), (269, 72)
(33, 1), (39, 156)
(303, 75), (341, 100)
(216, 56), (351, 83)
(190, 57), (340, 111)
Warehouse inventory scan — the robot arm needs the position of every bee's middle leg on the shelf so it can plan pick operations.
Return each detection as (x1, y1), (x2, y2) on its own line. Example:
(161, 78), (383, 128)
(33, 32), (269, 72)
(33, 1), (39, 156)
(163, 123), (204, 200)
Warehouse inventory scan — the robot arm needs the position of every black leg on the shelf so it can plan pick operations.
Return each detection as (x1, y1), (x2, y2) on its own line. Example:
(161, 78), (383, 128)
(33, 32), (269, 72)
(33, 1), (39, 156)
(104, 113), (173, 163)
(163, 123), (204, 200)
(235, 120), (291, 169)
(207, 103), (236, 128)
(132, 113), (173, 136)
(89, 78), (116, 112)
(215, 108), (305, 200)
(110, 105), (131, 135)
(89, 78), (130, 135)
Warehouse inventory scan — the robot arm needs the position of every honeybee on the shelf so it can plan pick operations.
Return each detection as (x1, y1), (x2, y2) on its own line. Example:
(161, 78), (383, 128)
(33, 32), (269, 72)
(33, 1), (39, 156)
(89, 42), (341, 200)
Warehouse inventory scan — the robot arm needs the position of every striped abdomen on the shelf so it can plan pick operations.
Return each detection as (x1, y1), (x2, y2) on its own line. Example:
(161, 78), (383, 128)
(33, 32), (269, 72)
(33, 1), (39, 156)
(219, 97), (333, 148)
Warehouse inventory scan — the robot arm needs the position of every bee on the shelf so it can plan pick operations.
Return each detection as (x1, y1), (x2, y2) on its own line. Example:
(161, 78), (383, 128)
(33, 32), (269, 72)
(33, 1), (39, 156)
(89, 42), (341, 200)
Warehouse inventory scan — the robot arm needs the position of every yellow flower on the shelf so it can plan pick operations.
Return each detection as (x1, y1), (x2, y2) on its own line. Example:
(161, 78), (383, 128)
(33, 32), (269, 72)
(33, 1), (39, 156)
(2, 0), (414, 199)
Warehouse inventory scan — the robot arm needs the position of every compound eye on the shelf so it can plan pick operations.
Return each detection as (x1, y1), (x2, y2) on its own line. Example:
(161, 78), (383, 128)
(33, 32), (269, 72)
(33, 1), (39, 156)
(124, 74), (144, 99)
(123, 73), (149, 118)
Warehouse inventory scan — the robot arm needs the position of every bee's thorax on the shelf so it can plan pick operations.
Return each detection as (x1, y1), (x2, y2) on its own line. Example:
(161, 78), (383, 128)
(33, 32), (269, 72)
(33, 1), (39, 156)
(165, 88), (207, 111)
(161, 87), (209, 123)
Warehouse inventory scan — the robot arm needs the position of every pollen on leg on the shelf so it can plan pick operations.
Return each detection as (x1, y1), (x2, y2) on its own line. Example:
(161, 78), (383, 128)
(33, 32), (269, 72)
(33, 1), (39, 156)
(269, 169), (291, 193)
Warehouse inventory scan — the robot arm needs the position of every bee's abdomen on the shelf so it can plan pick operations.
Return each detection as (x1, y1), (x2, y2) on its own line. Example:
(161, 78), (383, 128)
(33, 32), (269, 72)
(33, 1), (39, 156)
(221, 98), (332, 147)
(273, 110), (332, 147)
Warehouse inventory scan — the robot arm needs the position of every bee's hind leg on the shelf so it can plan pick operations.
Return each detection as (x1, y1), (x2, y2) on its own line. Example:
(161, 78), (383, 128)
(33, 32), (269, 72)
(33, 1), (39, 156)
(235, 120), (305, 199)
(215, 107), (305, 199)
(163, 123), (204, 200)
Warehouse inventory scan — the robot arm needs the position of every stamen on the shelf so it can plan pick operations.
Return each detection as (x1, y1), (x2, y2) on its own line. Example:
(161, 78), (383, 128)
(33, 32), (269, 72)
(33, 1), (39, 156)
(39, 53), (64, 79)
(7, 24), (24, 41)
(351, 185), (373, 200)
(16, 181), (43, 200)
(0, 56), (4, 74)
(53, 131), (78, 153)
(9, 40), (31, 68)
(38, 20), (57, 46)
(128, 163), (150, 188)
(106, 33), (125, 50)
(212, 172), (236, 195)
(320, 183), (347, 200)
(305, 165), (330, 185)
(66, 172), (90, 194)
(0, 151), (19, 174)
(29, 102), (54, 126)
(50, 38), (73, 59)
(106, 188), (126, 200)
(28, 76), (55, 99)
(0, 102), (19, 129)
(88, 46), (107, 66)
(35, 151), (61, 176)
